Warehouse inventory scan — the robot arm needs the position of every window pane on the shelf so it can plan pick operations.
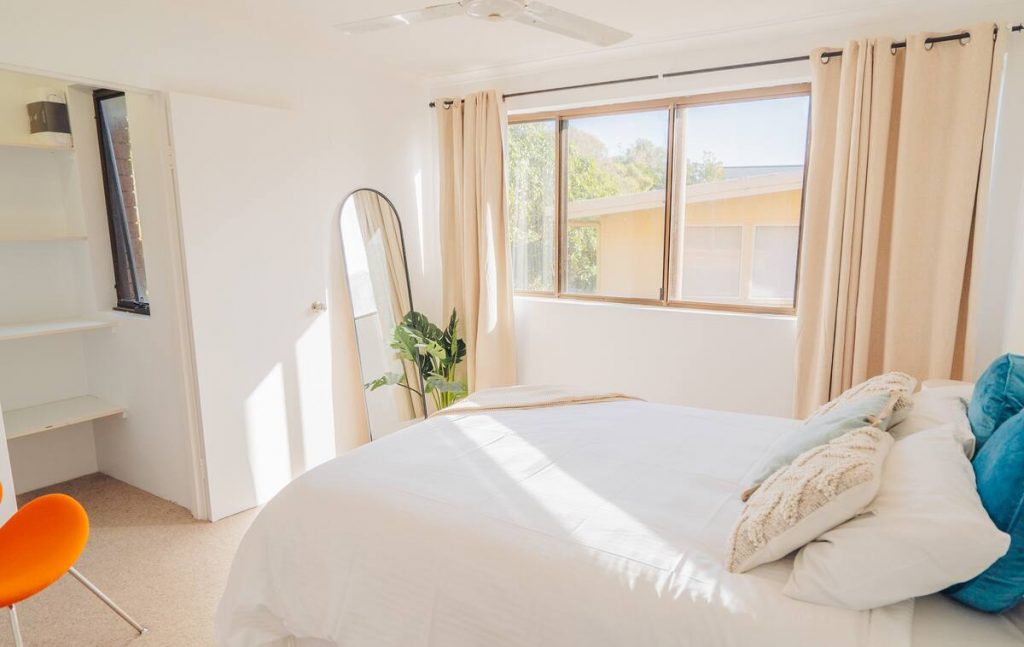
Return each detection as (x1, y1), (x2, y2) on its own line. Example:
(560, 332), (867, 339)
(669, 96), (809, 307)
(679, 225), (742, 299)
(508, 121), (556, 292)
(751, 225), (799, 301)
(96, 91), (149, 313)
(564, 110), (668, 299)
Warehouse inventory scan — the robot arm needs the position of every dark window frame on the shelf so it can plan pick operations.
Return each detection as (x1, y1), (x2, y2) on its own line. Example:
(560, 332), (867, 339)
(94, 89), (150, 316)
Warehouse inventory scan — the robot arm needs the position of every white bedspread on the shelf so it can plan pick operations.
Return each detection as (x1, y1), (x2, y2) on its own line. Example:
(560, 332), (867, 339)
(217, 400), (913, 647)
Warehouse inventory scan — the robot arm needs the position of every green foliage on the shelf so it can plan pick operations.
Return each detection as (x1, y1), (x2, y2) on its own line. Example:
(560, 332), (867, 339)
(507, 123), (556, 291)
(566, 225), (598, 293)
(508, 122), (726, 295)
(686, 150), (726, 185)
(365, 309), (468, 411)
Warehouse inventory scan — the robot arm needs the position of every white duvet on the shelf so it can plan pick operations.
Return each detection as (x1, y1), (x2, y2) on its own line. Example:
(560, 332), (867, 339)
(217, 400), (914, 647)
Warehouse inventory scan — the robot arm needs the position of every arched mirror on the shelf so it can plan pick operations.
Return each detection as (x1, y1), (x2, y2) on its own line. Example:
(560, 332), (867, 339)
(339, 189), (425, 440)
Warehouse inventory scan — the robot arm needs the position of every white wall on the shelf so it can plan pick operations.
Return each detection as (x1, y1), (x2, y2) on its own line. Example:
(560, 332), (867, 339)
(0, 2), (435, 516)
(433, 3), (1024, 416)
(71, 87), (201, 511)
(515, 297), (796, 415)
(974, 37), (1024, 368)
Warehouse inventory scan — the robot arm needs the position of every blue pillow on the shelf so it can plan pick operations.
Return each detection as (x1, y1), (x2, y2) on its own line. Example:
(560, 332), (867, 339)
(742, 392), (891, 496)
(968, 353), (1024, 451)
(946, 409), (1024, 612)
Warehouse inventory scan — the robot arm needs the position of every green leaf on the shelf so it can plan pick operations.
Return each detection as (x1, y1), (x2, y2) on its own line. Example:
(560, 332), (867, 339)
(424, 375), (468, 396)
(402, 310), (444, 342)
(389, 325), (419, 361)
(364, 371), (406, 391)
(441, 308), (467, 367)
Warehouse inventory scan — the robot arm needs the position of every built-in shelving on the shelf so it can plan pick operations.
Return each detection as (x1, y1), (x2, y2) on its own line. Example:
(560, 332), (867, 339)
(0, 141), (74, 153)
(3, 396), (125, 440)
(0, 233), (86, 242)
(0, 318), (115, 342)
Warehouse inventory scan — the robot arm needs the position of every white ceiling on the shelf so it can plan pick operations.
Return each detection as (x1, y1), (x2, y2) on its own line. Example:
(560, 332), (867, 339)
(302, 0), (996, 79)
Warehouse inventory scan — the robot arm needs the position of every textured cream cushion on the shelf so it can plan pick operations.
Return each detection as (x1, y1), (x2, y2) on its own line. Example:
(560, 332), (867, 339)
(784, 426), (1010, 610)
(806, 372), (917, 429)
(726, 427), (893, 573)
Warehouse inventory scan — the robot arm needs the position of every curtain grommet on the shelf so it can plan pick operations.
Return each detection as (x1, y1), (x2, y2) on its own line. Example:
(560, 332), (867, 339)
(959, 35), (971, 46)
(890, 43), (898, 55)
(820, 52), (830, 64)
(924, 41), (934, 51)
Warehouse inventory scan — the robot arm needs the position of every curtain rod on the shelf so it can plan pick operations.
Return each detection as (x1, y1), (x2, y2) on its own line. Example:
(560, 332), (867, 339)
(428, 23), (1022, 108)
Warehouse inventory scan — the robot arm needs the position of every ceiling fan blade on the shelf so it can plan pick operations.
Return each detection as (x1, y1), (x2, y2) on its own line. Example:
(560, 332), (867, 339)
(514, 2), (631, 46)
(337, 3), (465, 35)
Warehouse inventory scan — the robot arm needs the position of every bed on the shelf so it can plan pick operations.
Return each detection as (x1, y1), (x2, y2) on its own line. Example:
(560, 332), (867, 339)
(216, 398), (1024, 646)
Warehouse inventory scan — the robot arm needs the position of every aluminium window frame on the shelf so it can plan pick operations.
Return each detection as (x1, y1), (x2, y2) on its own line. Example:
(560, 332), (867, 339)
(507, 82), (811, 316)
(94, 88), (150, 316)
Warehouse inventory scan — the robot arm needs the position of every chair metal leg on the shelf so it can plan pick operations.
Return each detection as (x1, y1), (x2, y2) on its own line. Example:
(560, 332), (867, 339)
(68, 567), (147, 635)
(9, 605), (23, 647)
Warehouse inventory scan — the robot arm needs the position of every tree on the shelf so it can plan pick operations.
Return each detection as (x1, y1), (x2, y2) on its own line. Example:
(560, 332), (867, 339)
(507, 125), (678, 294)
(566, 225), (598, 293)
(507, 123), (557, 291)
(686, 150), (726, 185)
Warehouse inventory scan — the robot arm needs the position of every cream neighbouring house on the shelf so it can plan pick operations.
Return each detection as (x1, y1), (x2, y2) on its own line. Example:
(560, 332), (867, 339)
(566, 166), (804, 305)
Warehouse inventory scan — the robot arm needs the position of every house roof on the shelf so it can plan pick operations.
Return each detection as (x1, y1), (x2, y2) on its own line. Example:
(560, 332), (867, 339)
(567, 170), (803, 220)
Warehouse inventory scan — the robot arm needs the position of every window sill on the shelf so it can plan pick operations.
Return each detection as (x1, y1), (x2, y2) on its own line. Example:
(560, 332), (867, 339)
(512, 293), (796, 320)
(113, 304), (151, 317)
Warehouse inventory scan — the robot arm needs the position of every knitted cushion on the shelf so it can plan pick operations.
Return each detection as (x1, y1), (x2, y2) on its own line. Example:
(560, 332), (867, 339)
(727, 427), (893, 573)
(806, 372), (917, 430)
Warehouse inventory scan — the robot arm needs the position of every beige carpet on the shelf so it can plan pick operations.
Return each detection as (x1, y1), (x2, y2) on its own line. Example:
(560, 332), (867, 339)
(0, 473), (257, 646)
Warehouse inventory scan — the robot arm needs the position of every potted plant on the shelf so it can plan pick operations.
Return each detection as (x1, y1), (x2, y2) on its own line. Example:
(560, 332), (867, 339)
(365, 308), (468, 411)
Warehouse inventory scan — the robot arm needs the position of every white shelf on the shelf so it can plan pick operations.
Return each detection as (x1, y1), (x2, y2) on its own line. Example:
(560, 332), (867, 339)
(0, 141), (74, 153)
(0, 318), (115, 342)
(0, 233), (86, 242)
(3, 396), (125, 440)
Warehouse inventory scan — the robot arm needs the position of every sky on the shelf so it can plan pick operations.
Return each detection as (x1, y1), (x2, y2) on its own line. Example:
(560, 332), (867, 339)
(571, 96), (810, 167)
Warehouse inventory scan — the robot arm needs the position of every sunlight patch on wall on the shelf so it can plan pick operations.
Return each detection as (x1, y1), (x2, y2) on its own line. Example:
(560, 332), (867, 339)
(244, 363), (292, 503)
(296, 313), (337, 471)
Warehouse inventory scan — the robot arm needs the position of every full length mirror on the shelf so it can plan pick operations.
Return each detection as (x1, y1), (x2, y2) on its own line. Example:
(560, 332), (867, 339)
(339, 189), (425, 440)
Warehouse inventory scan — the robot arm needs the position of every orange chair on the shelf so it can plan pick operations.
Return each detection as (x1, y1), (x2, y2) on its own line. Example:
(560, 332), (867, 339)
(0, 484), (146, 646)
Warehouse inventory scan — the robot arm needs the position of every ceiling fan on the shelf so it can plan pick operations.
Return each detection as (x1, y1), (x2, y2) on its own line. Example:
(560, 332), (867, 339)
(337, 0), (632, 47)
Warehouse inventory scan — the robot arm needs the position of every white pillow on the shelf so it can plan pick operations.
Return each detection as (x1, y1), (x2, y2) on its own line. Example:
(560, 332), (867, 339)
(726, 427), (892, 573)
(784, 426), (1010, 610)
(891, 383), (975, 458)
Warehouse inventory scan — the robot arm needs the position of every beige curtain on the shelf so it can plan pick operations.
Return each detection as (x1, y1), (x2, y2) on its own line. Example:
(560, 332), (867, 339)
(794, 23), (1005, 416)
(434, 90), (517, 392)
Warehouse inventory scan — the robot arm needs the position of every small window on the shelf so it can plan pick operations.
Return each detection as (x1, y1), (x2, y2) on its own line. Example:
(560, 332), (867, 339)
(678, 225), (743, 300)
(94, 90), (149, 315)
(751, 224), (800, 303)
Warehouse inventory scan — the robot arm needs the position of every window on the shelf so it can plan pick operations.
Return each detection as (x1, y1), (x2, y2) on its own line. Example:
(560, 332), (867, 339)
(507, 85), (810, 313)
(508, 120), (557, 292)
(751, 225), (800, 303)
(94, 90), (149, 315)
(564, 110), (668, 299)
(678, 225), (742, 300)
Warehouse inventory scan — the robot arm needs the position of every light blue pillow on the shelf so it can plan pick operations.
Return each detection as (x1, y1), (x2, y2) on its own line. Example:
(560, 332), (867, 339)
(742, 393), (892, 496)
(946, 408), (1024, 612)
(968, 353), (1024, 451)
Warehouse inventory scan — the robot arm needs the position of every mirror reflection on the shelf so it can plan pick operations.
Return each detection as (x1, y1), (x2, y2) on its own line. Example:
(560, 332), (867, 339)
(339, 189), (425, 439)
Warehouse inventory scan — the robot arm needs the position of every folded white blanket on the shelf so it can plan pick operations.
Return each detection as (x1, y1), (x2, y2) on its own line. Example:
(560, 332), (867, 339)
(431, 384), (643, 417)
